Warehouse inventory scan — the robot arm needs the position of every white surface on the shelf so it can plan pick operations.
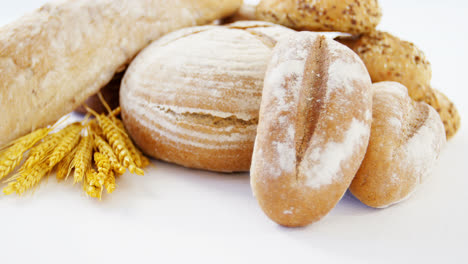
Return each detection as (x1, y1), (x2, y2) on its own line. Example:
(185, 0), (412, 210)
(0, 0), (467, 263)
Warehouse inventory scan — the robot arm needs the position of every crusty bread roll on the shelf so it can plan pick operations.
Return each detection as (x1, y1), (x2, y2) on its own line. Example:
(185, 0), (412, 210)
(336, 31), (461, 139)
(0, 0), (242, 147)
(256, 0), (382, 34)
(336, 31), (432, 101)
(75, 72), (123, 115)
(250, 32), (372, 227)
(120, 22), (294, 172)
(423, 88), (461, 140)
(350, 82), (446, 208)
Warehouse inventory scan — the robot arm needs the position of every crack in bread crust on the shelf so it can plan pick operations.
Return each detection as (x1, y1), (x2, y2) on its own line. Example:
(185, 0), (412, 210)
(295, 36), (328, 165)
(154, 105), (258, 128)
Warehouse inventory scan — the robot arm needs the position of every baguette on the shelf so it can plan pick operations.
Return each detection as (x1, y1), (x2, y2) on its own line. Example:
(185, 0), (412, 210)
(0, 0), (242, 146)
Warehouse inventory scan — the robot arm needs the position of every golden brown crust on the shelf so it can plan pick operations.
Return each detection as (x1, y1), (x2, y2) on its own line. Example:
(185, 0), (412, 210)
(336, 31), (461, 139)
(121, 22), (294, 172)
(423, 88), (461, 140)
(350, 82), (446, 208)
(336, 31), (432, 101)
(251, 32), (372, 226)
(256, 0), (382, 34)
(0, 0), (242, 146)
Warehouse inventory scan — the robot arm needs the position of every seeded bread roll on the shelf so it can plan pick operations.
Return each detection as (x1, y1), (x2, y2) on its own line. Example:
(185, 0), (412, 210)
(0, 0), (242, 147)
(423, 88), (461, 140)
(120, 22), (294, 172)
(350, 82), (446, 208)
(250, 32), (372, 227)
(256, 0), (382, 34)
(336, 31), (461, 139)
(336, 31), (432, 101)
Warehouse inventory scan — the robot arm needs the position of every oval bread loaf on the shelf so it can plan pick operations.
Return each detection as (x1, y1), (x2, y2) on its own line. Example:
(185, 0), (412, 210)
(256, 0), (382, 34)
(0, 0), (242, 146)
(120, 22), (294, 172)
(350, 82), (446, 208)
(250, 32), (372, 227)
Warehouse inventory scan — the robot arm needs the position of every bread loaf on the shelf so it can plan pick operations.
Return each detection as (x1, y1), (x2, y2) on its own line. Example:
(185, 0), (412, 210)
(250, 32), (372, 226)
(0, 0), (242, 146)
(256, 0), (382, 34)
(120, 22), (294, 172)
(350, 82), (446, 208)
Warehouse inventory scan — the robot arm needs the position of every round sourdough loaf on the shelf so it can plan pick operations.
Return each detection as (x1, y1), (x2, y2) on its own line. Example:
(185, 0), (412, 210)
(120, 22), (293, 172)
(250, 32), (372, 227)
(350, 82), (446, 208)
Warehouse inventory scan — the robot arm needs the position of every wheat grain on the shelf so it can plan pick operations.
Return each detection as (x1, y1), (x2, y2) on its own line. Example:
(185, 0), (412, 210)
(56, 148), (77, 181)
(98, 114), (139, 173)
(72, 135), (93, 184)
(47, 123), (82, 167)
(3, 162), (52, 195)
(113, 117), (150, 169)
(21, 126), (74, 170)
(84, 169), (101, 199)
(94, 152), (110, 186)
(89, 119), (104, 137)
(94, 134), (126, 175)
(0, 127), (51, 181)
(104, 170), (116, 194)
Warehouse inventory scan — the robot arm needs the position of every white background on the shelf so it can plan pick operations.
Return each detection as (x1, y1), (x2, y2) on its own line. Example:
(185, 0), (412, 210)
(0, 0), (467, 263)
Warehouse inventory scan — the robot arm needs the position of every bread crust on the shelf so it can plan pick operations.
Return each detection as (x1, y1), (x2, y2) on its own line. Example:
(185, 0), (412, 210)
(336, 31), (432, 101)
(250, 32), (372, 226)
(336, 31), (461, 139)
(120, 22), (294, 172)
(256, 0), (382, 34)
(350, 82), (446, 208)
(0, 0), (242, 146)
(423, 88), (461, 140)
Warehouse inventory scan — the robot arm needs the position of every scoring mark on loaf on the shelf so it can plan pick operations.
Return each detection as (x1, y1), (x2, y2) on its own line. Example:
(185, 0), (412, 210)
(128, 101), (257, 149)
(295, 34), (328, 165)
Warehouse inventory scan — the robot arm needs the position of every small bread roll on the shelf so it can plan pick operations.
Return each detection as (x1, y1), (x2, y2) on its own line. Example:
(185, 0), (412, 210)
(336, 31), (432, 101)
(423, 88), (461, 140)
(121, 22), (294, 172)
(336, 31), (461, 139)
(250, 32), (372, 227)
(350, 82), (446, 208)
(256, 0), (382, 34)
